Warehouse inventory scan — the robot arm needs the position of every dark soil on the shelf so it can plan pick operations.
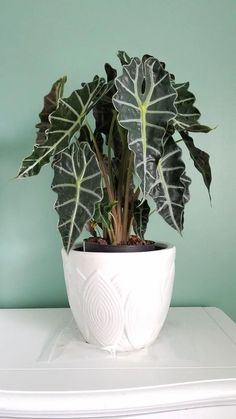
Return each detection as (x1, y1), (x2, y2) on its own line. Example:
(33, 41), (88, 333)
(85, 235), (154, 246)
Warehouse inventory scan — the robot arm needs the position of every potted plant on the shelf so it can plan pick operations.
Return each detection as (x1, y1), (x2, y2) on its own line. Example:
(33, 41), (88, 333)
(17, 51), (212, 352)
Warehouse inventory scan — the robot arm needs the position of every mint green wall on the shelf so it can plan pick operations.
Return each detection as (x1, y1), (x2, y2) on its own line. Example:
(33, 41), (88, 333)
(1, 0), (235, 320)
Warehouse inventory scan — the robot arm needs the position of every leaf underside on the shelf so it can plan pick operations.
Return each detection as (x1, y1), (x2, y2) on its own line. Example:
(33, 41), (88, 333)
(17, 77), (67, 177)
(51, 142), (103, 252)
(36, 77), (67, 146)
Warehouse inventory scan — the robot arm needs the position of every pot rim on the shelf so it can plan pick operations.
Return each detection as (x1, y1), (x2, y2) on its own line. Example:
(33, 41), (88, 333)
(67, 241), (175, 255)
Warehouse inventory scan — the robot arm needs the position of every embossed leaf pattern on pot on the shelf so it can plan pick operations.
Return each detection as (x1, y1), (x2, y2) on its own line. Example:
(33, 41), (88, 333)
(82, 271), (124, 347)
(62, 247), (176, 351)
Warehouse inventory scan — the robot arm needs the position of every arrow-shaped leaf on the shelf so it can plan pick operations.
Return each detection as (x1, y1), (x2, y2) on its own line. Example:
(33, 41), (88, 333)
(18, 77), (110, 178)
(17, 77), (67, 177)
(51, 142), (103, 252)
(133, 199), (150, 240)
(36, 77), (67, 145)
(113, 57), (177, 198)
(180, 131), (212, 199)
(149, 136), (191, 233)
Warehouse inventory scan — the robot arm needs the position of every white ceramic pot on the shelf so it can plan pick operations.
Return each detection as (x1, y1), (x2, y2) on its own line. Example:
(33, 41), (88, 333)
(62, 243), (175, 352)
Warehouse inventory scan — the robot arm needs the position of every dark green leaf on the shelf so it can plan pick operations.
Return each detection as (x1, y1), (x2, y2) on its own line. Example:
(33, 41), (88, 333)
(51, 142), (103, 252)
(142, 54), (153, 63)
(181, 173), (191, 204)
(93, 63), (123, 159)
(186, 124), (212, 133)
(133, 199), (150, 240)
(172, 82), (214, 134)
(36, 77), (67, 145)
(113, 57), (177, 199)
(117, 50), (131, 66)
(17, 77), (67, 177)
(93, 192), (117, 232)
(180, 131), (212, 199)
(18, 77), (111, 178)
(104, 62), (117, 82)
(145, 57), (176, 82)
(173, 82), (201, 130)
(77, 125), (104, 154)
(93, 64), (116, 136)
(149, 136), (191, 233)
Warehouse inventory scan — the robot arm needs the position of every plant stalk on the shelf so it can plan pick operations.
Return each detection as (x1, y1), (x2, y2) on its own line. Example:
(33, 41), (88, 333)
(122, 151), (134, 243)
(85, 122), (118, 243)
(116, 122), (128, 238)
(107, 111), (117, 186)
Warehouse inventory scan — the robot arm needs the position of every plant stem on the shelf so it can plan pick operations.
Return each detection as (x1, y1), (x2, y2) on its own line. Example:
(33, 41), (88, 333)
(107, 111), (117, 185)
(85, 122), (118, 243)
(134, 187), (140, 201)
(116, 123), (127, 233)
(85, 123), (112, 199)
(122, 151), (134, 243)
(106, 228), (114, 243)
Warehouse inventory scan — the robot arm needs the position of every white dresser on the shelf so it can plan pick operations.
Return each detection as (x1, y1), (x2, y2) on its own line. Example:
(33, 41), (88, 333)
(0, 307), (235, 418)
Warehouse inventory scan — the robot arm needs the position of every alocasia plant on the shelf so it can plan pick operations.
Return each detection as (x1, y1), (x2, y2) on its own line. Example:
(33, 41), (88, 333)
(17, 51), (212, 252)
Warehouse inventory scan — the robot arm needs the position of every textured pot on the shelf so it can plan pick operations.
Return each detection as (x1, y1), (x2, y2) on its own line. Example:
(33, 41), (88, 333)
(62, 243), (176, 352)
